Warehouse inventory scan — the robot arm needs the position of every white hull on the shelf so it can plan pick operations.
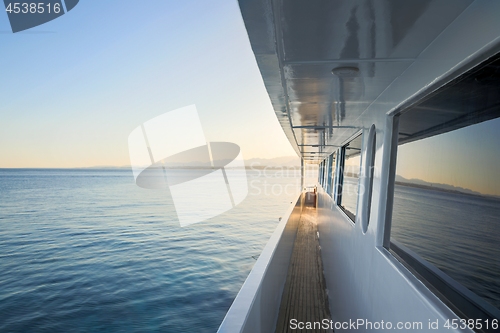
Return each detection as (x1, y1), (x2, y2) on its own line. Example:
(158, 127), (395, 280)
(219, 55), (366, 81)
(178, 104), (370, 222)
(219, 1), (500, 332)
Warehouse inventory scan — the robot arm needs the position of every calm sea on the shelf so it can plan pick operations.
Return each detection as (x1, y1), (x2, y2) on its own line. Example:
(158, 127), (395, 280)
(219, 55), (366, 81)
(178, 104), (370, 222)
(0, 168), (300, 332)
(392, 184), (500, 310)
(2, 169), (498, 332)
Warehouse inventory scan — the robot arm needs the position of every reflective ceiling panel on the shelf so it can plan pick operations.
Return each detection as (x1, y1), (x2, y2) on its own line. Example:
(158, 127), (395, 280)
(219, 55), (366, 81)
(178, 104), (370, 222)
(239, 0), (475, 161)
(280, 0), (472, 61)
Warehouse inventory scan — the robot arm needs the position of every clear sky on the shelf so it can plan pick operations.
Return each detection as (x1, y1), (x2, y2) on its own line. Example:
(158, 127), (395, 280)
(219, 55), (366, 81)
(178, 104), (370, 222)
(0, 0), (297, 168)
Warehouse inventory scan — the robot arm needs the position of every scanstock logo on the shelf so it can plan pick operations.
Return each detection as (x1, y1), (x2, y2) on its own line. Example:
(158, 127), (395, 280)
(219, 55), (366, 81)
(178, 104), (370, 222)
(128, 105), (248, 227)
(3, 0), (79, 33)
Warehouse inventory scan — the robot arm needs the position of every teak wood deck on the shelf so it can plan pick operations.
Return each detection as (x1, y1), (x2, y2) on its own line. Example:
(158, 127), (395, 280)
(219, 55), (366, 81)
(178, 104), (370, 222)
(275, 205), (333, 333)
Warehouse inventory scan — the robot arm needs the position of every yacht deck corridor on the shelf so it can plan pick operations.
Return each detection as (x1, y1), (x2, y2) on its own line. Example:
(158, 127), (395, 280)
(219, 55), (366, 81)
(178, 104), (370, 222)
(275, 205), (333, 333)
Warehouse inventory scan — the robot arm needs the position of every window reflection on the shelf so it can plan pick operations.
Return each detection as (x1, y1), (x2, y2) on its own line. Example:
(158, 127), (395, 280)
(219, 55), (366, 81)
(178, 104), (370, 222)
(339, 135), (362, 221)
(327, 153), (336, 196)
(391, 117), (500, 310)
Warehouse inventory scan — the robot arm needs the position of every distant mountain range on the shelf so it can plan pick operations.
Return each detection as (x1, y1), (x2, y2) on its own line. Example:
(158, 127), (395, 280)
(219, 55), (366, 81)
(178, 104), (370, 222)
(244, 156), (300, 168)
(395, 175), (499, 199)
(83, 156), (301, 169)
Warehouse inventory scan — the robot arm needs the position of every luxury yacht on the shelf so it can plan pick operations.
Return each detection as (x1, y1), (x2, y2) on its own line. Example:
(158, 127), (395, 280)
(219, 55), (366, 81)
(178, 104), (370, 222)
(218, 1), (500, 332)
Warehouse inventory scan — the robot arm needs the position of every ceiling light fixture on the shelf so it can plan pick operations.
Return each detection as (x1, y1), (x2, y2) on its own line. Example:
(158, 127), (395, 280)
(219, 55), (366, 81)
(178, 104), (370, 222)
(331, 66), (359, 77)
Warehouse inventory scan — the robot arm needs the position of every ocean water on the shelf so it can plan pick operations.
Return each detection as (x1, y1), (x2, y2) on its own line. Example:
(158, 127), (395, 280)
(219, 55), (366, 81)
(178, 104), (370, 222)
(391, 184), (500, 310)
(0, 168), (300, 332)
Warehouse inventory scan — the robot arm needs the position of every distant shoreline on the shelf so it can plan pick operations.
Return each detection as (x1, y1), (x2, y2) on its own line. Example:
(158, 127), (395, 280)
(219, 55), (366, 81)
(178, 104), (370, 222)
(395, 181), (500, 201)
(0, 165), (301, 170)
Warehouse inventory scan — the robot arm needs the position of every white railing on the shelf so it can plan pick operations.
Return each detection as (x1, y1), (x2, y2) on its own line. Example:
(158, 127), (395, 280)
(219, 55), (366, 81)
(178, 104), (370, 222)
(217, 192), (304, 333)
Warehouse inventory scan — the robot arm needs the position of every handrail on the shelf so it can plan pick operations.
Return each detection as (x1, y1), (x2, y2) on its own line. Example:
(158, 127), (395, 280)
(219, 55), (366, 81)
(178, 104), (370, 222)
(217, 192), (304, 333)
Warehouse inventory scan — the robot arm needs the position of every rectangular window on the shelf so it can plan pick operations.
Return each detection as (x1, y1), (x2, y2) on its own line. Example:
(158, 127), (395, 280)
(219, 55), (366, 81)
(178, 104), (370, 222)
(389, 53), (500, 321)
(391, 118), (500, 313)
(318, 160), (323, 186)
(338, 134), (362, 221)
(327, 153), (336, 196)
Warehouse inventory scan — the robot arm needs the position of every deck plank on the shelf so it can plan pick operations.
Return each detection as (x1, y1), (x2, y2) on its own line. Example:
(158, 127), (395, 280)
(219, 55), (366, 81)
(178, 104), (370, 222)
(275, 206), (333, 333)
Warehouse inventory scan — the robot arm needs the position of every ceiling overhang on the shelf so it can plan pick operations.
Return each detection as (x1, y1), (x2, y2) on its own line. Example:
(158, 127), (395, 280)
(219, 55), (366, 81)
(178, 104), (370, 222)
(238, 0), (496, 162)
